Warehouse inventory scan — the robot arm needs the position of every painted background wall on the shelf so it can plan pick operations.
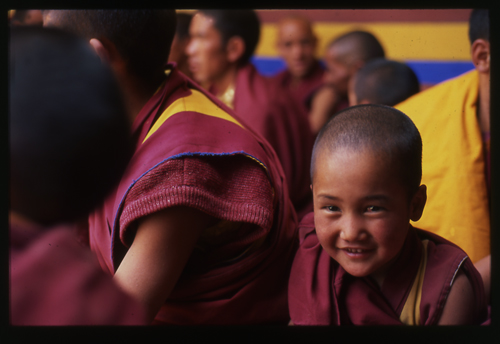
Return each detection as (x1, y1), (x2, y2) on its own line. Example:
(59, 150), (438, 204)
(251, 9), (474, 88)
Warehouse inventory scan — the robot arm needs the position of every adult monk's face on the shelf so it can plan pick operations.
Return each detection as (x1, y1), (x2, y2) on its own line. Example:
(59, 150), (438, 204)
(186, 13), (231, 85)
(276, 18), (317, 79)
(311, 147), (422, 286)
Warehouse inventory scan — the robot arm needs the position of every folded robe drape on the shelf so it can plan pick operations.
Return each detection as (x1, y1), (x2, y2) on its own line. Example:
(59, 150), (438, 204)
(88, 65), (298, 325)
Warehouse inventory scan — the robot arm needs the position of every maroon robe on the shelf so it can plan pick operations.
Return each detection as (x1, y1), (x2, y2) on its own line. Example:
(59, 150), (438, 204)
(271, 60), (325, 125)
(10, 222), (147, 325)
(88, 65), (298, 325)
(230, 63), (315, 220)
(288, 212), (487, 325)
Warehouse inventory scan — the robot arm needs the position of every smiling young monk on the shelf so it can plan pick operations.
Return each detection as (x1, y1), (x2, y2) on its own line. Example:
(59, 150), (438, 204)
(288, 104), (487, 325)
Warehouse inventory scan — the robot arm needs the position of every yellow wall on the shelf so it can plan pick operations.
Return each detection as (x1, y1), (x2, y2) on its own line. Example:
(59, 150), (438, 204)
(256, 22), (471, 61)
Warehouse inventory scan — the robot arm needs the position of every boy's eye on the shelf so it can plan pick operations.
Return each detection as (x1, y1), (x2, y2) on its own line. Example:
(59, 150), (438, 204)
(366, 205), (382, 212)
(325, 205), (340, 212)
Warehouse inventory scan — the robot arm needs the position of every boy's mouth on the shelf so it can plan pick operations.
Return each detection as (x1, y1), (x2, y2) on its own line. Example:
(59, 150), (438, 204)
(345, 248), (366, 253)
(339, 247), (375, 257)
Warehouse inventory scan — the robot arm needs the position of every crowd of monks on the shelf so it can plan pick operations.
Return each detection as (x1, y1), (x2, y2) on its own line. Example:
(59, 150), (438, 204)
(9, 9), (491, 330)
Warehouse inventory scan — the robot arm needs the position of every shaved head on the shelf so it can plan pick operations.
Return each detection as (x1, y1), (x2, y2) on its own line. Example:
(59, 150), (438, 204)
(277, 15), (314, 37)
(276, 15), (317, 78)
(328, 30), (385, 66)
(312, 104), (422, 196)
(351, 58), (420, 106)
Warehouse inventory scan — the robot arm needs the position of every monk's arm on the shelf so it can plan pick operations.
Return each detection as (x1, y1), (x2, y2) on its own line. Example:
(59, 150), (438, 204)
(308, 85), (340, 134)
(474, 254), (490, 304)
(113, 206), (217, 323)
(437, 269), (477, 325)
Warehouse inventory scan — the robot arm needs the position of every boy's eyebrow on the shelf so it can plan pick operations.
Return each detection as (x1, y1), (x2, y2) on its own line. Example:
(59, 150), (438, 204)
(362, 195), (390, 202)
(315, 194), (390, 202)
(316, 194), (340, 201)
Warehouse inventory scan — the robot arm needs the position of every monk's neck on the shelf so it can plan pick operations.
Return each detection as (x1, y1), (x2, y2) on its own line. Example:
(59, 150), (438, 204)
(211, 65), (238, 98)
(118, 71), (167, 125)
(477, 72), (490, 134)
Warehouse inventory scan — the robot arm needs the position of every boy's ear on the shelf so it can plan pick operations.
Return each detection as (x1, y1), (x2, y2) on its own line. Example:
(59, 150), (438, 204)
(410, 185), (427, 222)
(89, 37), (126, 72)
(226, 36), (245, 64)
(471, 38), (490, 74)
(89, 38), (111, 64)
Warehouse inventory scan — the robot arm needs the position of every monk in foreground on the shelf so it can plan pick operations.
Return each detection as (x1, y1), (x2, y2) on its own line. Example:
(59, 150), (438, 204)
(9, 25), (146, 325)
(288, 104), (487, 325)
(43, 10), (297, 325)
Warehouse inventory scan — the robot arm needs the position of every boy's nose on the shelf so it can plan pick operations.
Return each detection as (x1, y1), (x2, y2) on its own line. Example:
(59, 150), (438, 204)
(339, 215), (367, 242)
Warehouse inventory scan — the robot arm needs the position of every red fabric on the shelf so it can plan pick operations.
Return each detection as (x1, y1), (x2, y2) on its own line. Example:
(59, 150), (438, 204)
(119, 155), (274, 269)
(88, 65), (298, 324)
(271, 60), (325, 125)
(232, 63), (315, 220)
(288, 212), (487, 325)
(10, 222), (147, 325)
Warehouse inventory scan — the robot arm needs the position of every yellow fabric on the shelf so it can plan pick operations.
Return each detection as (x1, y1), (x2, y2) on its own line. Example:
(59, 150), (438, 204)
(142, 87), (269, 173)
(143, 89), (244, 143)
(400, 240), (429, 325)
(395, 70), (489, 262)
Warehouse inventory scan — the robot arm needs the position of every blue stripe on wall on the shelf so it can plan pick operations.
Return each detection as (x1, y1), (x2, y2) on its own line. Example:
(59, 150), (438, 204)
(251, 57), (474, 85)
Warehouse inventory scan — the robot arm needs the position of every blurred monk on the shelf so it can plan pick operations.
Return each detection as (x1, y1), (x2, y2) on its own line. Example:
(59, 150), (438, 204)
(272, 15), (324, 128)
(309, 30), (385, 134)
(187, 10), (315, 220)
(348, 58), (420, 106)
(9, 25), (146, 325)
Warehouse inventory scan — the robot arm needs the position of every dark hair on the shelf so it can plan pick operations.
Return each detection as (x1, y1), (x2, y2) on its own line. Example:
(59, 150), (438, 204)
(175, 12), (193, 40)
(330, 30), (385, 64)
(198, 10), (260, 66)
(312, 104), (422, 197)
(468, 9), (489, 44)
(9, 25), (132, 225)
(353, 58), (420, 106)
(42, 10), (176, 82)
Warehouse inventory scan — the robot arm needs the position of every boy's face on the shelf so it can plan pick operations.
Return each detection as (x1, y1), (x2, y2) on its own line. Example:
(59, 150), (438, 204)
(311, 147), (424, 284)
(186, 13), (231, 85)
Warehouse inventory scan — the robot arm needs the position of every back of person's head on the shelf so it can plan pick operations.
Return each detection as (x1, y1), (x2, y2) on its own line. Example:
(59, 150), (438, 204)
(312, 104), (422, 196)
(9, 25), (132, 226)
(175, 12), (193, 40)
(42, 10), (177, 82)
(352, 58), (420, 106)
(198, 9), (260, 66)
(468, 9), (489, 44)
(330, 30), (385, 64)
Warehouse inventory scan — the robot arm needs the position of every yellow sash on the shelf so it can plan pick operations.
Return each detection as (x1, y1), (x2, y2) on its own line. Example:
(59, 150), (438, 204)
(400, 240), (429, 325)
